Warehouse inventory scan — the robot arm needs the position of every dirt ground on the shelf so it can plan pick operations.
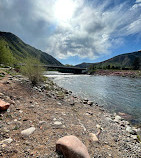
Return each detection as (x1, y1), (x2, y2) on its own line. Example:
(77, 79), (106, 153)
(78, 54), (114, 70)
(0, 70), (141, 158)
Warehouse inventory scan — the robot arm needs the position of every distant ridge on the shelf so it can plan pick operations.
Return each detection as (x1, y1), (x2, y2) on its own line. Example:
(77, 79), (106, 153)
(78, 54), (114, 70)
(76, 51), (141, 69)
(0, 31), (62, 66)
(75, 62), (92, 68)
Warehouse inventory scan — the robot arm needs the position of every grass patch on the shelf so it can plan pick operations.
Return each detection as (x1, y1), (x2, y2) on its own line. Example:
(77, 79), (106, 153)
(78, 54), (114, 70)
(137, 135), (141, 142)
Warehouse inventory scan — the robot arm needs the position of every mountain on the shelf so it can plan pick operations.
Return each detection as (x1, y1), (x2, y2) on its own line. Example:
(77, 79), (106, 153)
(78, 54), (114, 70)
(0, 31), (62, 66)
(93, 51), (141, 69)
(76, 51), (141, 69)
(75, 62), (93, 68)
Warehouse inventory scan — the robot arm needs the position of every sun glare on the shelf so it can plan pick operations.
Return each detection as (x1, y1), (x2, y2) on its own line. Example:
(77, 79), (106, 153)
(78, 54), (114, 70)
(54, 0), (75, 22)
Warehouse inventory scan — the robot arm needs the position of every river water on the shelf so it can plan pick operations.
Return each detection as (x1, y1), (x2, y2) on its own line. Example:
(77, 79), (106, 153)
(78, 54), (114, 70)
(45, 71), (141, 125)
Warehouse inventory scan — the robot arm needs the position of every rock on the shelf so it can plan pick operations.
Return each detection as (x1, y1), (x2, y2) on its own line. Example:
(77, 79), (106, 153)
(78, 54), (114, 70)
(3, 127), (9, 133)
(84, 98), (88, 101)
(64, 90), (69, 94)
(0, 138), (13, 144)
(73, 96), (77, 98)
(4, 81), (11, 84)
(57, 95), (64, 99)
(53, 118), (57, 121)
(70, 100), (75, 106)
(89, 133), (99, 142)
(19, 110), (23, 113)
(118, 112), (132, 119)
(114, 115), (122, 123)
(83, 100), (88, 104)
(99, 108), (105, 112)
(8, 77), (13, 80)
(21, 127), (36, 136)
(108, 153), (112, 157)
(57, 102), (62, 106)
(39, 121), (47, 125)
(96, 124), (101, 129)
(2, 144), (7, 148)
(132, 127), (138, 133)
(56, 135), (90, 158)
(130, 135), (138, 140)
(105, 117), (112, 122)
(9, 100), (15, 105)
(0, 99), (10, 111)
(69, 91), (72, 94)
(28, 105), (34, 108)
(95, 103), (98, 106)
(54, 121), (62, 125)
(86, 111), (93, 116)
(0, 93), (4, 97)
(126, 126), (135, 134)
(7, 109), (10, 113)
(124, 121), (130, 125)
(88, 101), (93, 106)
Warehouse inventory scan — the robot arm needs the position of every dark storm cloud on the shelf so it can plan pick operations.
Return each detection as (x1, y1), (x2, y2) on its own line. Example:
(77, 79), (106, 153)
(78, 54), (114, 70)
(0, 0), (52, 49)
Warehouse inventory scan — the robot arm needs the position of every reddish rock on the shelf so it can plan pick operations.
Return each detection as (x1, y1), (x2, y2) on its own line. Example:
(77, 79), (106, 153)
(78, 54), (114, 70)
(56, 135), (90, 158)
(0, 99), (10, 111)
(118, 112), (132, 119)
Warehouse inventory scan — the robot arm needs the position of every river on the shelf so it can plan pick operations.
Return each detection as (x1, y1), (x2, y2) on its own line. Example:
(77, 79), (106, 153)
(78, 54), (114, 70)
(45, 71), (141, 125)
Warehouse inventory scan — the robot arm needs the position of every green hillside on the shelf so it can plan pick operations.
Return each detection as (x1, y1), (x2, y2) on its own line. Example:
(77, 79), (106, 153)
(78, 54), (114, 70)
(76, 51), (141, 70)
(92, 51), (141, 70)
(0, 31), (62, 66)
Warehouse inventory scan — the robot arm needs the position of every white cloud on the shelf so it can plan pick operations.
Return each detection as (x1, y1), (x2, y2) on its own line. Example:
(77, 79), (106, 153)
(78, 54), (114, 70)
(0, 0), (141, 60)
(127, 17), (141, 35)
(136, 0), (141, 3)
(132, 0), (141, 9)
(45, 0), (141, 59)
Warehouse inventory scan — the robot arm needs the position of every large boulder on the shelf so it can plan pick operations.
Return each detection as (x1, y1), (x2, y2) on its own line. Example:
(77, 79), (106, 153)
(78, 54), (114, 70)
(56, 135), (90, 158)
(0, 99), (10, 111)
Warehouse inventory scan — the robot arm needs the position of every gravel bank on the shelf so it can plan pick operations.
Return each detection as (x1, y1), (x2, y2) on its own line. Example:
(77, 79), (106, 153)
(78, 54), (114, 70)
(0, 72), (141, 157)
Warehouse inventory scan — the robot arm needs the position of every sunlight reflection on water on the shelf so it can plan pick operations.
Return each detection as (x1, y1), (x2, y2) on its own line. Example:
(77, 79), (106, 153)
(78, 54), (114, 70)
(45, 72), (141, 125)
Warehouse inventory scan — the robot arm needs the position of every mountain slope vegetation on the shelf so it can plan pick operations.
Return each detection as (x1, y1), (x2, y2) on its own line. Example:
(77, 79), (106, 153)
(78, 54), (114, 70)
(95, 51), (141, 69)
(0, 31), (62, 66)
(76, 51), (141, 70)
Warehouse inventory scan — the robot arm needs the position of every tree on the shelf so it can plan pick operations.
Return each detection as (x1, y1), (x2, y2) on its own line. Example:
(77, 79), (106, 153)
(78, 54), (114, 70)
(20, 57), (45, 85)
(0, 45), (15, 66)
(107, 65), (111, 69)
(132, 57), (140, 70)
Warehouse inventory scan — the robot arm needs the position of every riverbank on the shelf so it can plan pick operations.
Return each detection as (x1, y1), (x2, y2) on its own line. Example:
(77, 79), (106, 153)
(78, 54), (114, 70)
(0, 69), (141, 157)
(90, 69), (141, 78)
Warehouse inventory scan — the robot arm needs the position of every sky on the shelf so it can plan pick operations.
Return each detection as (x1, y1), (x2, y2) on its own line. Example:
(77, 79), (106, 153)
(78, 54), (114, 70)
(0, 0), (141, 65)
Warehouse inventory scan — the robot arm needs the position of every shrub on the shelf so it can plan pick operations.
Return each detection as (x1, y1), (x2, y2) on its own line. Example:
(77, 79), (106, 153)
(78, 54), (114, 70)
(20, 57), (45, 85)
(0, 45), (16, 66)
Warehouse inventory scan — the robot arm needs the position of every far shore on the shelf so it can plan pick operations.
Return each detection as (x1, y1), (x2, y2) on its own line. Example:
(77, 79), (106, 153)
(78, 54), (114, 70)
(89, 69), (141, 78)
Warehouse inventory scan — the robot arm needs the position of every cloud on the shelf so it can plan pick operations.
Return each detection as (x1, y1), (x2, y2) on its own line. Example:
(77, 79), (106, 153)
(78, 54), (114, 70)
(46, 0), (141, 59)
(136, 0), (141, 3)
(131, 0), (141, 9)
(0, 0), (141, 60)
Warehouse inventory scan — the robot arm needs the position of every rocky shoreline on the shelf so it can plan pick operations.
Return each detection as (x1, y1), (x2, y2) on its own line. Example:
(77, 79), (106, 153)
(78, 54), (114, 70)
(0, 70), (141, 157)
(90, 70), (141, 78)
